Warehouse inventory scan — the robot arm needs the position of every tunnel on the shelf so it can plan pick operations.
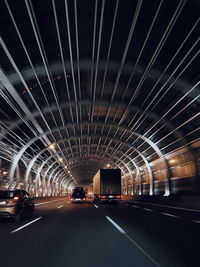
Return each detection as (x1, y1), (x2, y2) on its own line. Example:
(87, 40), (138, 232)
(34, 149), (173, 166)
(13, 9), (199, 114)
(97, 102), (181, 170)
(0, 0), (200, 266)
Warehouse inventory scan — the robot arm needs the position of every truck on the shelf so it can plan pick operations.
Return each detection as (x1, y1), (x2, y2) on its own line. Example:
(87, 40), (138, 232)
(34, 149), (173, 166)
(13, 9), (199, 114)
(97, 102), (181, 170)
(93, 169), (121, 202)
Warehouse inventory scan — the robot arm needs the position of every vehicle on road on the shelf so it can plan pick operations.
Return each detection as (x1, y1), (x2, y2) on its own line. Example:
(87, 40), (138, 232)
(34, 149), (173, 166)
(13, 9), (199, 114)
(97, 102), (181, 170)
(93, 169), (121, 203)
(0, 189), (34, 222)
(71, 187), (87, 203)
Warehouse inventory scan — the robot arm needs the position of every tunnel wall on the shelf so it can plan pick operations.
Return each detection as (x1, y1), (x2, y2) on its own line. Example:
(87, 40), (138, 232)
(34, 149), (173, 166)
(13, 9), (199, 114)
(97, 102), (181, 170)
(122, 140), (200, 196)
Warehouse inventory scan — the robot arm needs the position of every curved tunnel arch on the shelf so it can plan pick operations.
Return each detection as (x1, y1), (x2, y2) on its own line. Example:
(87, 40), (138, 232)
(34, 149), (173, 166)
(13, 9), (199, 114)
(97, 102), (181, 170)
(0, 0), (199, 197)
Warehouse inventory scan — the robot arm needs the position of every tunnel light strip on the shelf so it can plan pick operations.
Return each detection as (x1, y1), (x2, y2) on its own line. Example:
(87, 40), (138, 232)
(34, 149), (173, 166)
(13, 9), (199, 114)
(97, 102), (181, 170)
(127, 59), (200, 164)
(2, 4), (69, 178)
(74, 0), (83, 152)
(115, 82), (199, 167)
(52, 0), (76, 156)
(88, 0), (98, 158)
(65, 0), (79, 125)
(57, 205), (63, 209)
(53, 0), (77, 161)
(126, 0), (187, 124)
(94, 0), (105, 102)
(91, 0), (105, 122)
(119, 0), (164, 116)
(100, 0), (119, 100)
(106, 3), (197, 170)
(10, 217), (42, 234)
(130, 17), (200, 129)
(5, 0), (53, 123)
(133, 39), (200, 132)
(74, 0), (81, 100)
(89, 0), (98, 102)
(5, 1), (74, 188)
(116, 0), (186, 128)
(6, 2), (73, 179)
(94, 205), (98, 209)
(25, 0), (71, 165)
(104, 0), (143, 125)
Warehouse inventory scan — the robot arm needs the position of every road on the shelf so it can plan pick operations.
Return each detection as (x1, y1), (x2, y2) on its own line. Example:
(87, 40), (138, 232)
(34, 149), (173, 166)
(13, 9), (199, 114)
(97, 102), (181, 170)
(0, 198), (200, 267)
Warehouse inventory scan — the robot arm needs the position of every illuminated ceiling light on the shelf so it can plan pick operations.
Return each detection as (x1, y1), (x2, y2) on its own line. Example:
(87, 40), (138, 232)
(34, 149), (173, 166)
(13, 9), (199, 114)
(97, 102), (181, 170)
(49, 144), (55, 150)
(59, 158), (63, 162)
(68, 170), (71, 173)
(106, 164), (110, 168)
(64, 166), (67, 169)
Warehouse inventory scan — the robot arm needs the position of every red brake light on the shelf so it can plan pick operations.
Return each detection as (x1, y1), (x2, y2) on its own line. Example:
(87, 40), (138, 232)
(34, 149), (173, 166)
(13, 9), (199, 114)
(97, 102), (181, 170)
(13, 196), (19, 201)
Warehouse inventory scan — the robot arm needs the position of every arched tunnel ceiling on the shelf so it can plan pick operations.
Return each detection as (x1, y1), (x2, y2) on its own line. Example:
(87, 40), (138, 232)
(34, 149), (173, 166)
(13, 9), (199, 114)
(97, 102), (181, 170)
(0, 0), (199, 187)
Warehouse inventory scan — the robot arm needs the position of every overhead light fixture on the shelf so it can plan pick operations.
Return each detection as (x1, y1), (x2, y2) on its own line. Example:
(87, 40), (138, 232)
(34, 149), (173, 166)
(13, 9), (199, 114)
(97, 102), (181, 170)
(49, 144), (55, 150)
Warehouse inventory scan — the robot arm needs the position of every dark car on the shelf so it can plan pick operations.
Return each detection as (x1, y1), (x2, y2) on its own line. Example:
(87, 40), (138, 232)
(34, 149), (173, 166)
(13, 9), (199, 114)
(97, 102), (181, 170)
(0, 189), (34, 222)
(71, 187), (87, 203)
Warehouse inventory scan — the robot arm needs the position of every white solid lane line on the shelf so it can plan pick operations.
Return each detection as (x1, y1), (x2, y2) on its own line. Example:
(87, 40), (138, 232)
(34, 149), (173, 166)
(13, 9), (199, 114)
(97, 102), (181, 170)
(57, 205), (63, 209)
(106, 216), (160, 266)
(106, 216), (126, 234)
(125, 234), (160, 267)
(132, 205), (139, 208)
(142, 208), (153, 212)
(10, 217), (42, 234)
(94, 205), (98, 209)
(35, 199), (66, 206)
(132, 200), (200, 213)
(192, 220), (200, 224)
(161, 212), (179, 218)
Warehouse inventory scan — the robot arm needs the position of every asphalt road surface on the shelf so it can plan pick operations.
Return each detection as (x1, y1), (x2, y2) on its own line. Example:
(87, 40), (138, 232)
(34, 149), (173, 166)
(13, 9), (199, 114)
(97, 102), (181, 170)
(0, 198), (200, 267)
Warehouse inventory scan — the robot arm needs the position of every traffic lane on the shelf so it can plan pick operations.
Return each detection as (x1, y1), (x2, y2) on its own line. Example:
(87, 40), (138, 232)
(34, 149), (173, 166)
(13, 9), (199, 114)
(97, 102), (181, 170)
(0, 202), (157, 267)
(0, 198), (68, 236)
(125, 200), (200, 222)
(99, 203), (200, 267)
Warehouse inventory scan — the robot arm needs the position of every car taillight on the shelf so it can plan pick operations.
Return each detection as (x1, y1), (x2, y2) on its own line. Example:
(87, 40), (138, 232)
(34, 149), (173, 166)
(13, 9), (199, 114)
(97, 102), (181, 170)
(101, 195), (106, 199)
(116, 195), (121, 198)
(10, 209), (16, 214)
(13, 196), (19, 201)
